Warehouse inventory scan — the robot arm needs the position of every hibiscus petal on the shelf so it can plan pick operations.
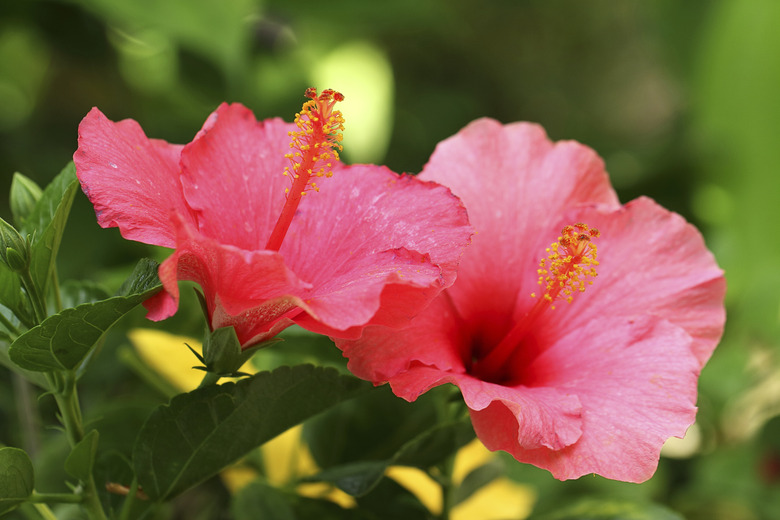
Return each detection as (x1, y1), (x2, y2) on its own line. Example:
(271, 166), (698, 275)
(335, 294), (469, 383)
(508, 314), (699, 482)
(288, 165), (473, 335)
(419, 119), (620, 346)
(336, 294), (584, 453)
(73, 107), (194, 248)
(143, 212), (310, 346)
(534, 197), (726, 367)
(179, 103), (293, 250)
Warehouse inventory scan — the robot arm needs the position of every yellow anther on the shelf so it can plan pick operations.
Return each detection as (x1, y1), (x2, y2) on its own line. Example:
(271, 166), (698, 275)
(281, 88), (345, 197)
(534, 223), (600, 306)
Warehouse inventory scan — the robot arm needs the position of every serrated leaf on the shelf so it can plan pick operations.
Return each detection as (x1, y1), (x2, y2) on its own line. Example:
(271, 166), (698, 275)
(65, 430), (99, 482)
(0, 447), (34, 516)
(133, 364), (372, 501)
(8, 259), (161, 371)
(307, 419), (475, 498)
(531, 498), (685, 520)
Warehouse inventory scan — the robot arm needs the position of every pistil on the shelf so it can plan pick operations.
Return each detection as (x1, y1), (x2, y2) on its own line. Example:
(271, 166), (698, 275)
(265, 88), (345, 251)
(472, 224), (600, 381)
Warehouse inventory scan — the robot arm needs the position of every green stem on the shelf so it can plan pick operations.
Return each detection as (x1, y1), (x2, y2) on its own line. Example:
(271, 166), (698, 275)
(118, 477), (140, 520)
(46, 371), (108, 520)
(18, 502), (58, 520)
(28, 492), (84, 504)
(49, 373), (84, 446)
(20, 270), (47, 324)
(198, 370), (222, 388)
(438, 453), (456, 520)
(0, 310), (21, 337)
(32, 504), (58, 520)
(50, 268), (63, 313)
(12, 373), (41, 457)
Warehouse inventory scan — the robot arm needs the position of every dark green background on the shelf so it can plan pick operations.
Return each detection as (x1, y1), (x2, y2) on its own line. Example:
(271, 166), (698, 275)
(1, 1), (779, 519)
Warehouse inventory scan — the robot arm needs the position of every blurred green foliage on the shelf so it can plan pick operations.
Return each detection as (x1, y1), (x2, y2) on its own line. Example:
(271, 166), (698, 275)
(1, 0), (779, 518)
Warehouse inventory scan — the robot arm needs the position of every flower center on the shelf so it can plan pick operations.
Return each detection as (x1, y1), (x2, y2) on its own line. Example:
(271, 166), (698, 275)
(265, 88), (345, 251)
(471, 223), (600, 382)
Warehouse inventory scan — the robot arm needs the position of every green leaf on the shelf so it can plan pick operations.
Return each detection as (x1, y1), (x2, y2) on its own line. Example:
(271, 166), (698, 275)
(304, 384), (441, 469)
(60, 280), (111, 308)
(9, 173), (43, 228)
(232, 481), (296, 520)
(355, 478), (431, 520)
(530, 498), (685, 520)
(393, 419), (475, 468)
(26, 162), (79, 296)
(452, 460), (504, 506)
(0, 263), (25, 320)
(21, 162), (77, 237)
(65, 430), (99, 482)
(133, 364), (372, 501)
(8, 258), (161, 371)
(307, 419), (475, 497)
(0, 447), (34, 516)
(308, 461), (387, 497)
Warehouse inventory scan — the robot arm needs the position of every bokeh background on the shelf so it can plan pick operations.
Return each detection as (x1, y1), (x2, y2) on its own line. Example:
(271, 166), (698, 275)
(1, 0), (779, 519)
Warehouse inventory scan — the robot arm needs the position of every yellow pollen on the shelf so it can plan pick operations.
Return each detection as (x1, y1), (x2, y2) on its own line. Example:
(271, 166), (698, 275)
(533, 223), (600, 308)
(264, 88), (345, 252)
(282, 88), (345, 195)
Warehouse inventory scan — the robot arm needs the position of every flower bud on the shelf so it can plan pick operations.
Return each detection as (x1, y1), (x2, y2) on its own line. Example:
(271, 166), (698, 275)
(5, 247), (28, 272)
(0, 217), (29, 272)
(10, 173), (43, 226)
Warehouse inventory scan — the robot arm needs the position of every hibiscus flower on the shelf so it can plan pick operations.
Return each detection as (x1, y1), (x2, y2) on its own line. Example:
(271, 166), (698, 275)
(73, 89), (472, 348)
(336, 119), (726, 482)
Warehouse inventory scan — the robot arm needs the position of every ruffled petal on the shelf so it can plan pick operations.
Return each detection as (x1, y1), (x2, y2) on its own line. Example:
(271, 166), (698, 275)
(528, 197), (726, 367)
(73, 107), (195, 248)
(180, 103), (293, 250)
(287, 165), (472, 335)
(143, 212), (310, 347)
(508, 314), (699, 482)
(335, 294), (469, 383)
(419, 119), (620, 346)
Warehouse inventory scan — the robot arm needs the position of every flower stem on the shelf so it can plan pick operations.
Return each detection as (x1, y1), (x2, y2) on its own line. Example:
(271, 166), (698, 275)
(46, 371), (108, 520)
(117, 477), (140, 520)
(20, 270), (47, 324)
(198, 370), (222, 388)
(28, 492), (84, 504)
(51, 268), (63, 313)
(19, 502), (58, 520)
(438, 456), (455, 520)
(0, 310), (21, 338)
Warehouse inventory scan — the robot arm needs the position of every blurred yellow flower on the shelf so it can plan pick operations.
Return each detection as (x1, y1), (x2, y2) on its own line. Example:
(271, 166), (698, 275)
(388, 439), (535, 520)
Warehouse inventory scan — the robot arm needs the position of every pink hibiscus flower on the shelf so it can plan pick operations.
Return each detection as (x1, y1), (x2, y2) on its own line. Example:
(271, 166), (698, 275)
(337, 119), (726, 482)
(73, 89), (472, 348)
